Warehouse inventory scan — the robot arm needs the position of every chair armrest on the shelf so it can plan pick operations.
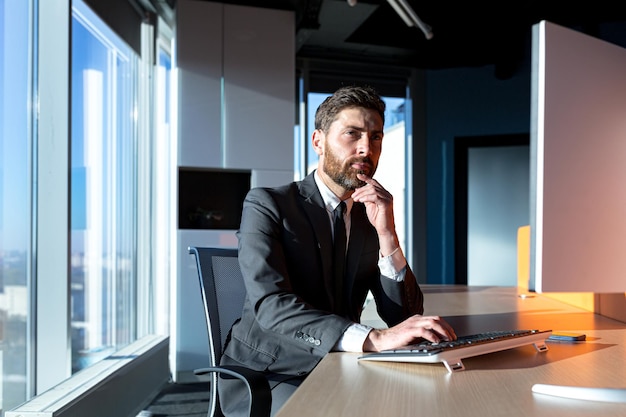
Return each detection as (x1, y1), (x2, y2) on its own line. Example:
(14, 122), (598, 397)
(195, 365), (271, 417)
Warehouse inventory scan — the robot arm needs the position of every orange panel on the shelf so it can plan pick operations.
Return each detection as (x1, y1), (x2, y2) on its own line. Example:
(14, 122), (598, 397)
(517, 225), (595, 312)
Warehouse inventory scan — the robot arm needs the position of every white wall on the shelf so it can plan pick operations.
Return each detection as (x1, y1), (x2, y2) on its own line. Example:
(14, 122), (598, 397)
(172, 0), (296, 382)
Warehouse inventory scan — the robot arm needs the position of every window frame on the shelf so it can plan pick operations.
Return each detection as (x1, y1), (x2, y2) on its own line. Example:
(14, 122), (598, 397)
(35, 0), (72, 393)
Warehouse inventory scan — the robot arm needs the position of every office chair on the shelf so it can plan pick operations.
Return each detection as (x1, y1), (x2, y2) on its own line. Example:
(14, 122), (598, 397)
(188, 246), (272, 417)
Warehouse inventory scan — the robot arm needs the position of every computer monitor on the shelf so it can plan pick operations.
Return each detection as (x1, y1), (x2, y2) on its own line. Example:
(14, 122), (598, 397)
(530, 20), (626, 293)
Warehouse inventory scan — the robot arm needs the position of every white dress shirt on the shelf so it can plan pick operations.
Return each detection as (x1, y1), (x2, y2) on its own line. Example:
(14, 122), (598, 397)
(314, 171), (407, 352)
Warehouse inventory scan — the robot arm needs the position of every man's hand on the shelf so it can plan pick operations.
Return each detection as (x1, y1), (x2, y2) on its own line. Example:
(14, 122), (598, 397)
(351, 173), (399, 256)
(363, 315), (457, 352)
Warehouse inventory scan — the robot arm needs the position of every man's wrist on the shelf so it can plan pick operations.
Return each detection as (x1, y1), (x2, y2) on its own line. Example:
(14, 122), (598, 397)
(380, 246), (400, 258)
(363, 329), (382, 352)
(336, 323), (373, 352)
(378, 234), (400, 257)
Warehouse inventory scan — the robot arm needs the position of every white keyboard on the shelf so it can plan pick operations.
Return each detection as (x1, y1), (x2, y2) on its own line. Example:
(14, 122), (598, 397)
(358, 329), (552, 372)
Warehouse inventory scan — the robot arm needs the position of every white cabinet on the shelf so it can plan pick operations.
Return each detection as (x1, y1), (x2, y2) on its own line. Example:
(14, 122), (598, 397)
(222, 4), (295, 171)
(176, 0), (223, 168)
(176, 0), (295, 172)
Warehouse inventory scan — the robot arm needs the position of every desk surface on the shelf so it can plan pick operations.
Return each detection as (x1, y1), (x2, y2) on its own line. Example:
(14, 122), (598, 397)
(276, 286), (626, 417)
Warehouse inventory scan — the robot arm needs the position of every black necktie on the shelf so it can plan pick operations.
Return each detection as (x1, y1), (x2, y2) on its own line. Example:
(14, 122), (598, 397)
(332, 201), (346, 314)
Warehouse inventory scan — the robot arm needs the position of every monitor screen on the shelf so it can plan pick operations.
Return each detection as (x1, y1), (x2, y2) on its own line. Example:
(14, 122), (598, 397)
(530, 21), (626, 293)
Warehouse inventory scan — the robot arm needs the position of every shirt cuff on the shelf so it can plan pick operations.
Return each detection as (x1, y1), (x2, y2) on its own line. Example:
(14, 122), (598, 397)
(334, 323), (373, 353)
(378, 246), (407, 281)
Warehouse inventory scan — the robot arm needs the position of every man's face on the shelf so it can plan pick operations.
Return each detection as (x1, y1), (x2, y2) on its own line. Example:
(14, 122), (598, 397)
(314, 107), (384, 190)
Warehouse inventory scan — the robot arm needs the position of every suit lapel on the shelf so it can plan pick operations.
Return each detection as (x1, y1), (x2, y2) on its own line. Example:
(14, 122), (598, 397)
(298, 174), (335, 301)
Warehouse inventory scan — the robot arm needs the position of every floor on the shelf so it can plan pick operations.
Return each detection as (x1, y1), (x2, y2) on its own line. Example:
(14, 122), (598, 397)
(137, 382), (211, 417)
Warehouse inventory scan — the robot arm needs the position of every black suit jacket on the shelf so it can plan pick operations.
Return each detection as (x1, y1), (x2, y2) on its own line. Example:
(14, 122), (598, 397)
(221, 171), (424, 376)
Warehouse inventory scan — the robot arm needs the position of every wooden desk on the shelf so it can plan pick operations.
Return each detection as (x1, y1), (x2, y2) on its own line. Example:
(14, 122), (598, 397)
(276, 286), (626, 417)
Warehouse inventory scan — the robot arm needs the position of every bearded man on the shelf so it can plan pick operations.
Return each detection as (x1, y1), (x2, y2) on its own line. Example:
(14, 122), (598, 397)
(217, 85), (456, 416)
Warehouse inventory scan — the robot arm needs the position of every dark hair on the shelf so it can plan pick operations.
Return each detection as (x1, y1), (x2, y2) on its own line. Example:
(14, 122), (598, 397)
(314, 85), (386, 132)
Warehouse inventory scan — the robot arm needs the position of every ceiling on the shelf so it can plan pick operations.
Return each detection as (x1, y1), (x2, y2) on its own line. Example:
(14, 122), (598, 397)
(167, 0), (626, 79)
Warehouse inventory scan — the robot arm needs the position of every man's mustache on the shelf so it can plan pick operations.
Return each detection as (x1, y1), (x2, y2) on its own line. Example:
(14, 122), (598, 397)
(346, 157), (373, 168)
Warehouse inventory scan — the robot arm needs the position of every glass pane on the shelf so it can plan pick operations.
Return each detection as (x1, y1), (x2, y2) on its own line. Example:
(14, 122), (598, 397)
(305, 92), (407, 252)
(152, 43), (173, 335)
(375, 97), (407, 252)
(70, 1), (138, 373)
(0, 0), (33, 411)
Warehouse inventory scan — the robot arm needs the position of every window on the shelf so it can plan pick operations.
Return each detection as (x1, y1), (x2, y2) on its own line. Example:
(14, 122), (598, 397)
(151, 21), (174, 336)
(70, 0), (139, 372)
(1, 0), (174, 411)
(0, 0), (34, 411)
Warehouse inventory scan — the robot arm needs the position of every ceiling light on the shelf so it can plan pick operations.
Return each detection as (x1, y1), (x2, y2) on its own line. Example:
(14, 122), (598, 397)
(387, 0), (433, 39)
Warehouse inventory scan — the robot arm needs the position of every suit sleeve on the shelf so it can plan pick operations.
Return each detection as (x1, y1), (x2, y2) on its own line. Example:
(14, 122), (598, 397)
(374, 264), (424, 327)
(236, 187), (353, 357)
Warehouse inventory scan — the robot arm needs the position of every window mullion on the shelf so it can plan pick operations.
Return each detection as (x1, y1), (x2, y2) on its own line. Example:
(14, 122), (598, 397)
(36, 0), (72, 393)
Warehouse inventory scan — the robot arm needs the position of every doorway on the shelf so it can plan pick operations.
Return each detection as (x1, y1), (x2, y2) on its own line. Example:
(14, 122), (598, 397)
(454, 134), (529, 286)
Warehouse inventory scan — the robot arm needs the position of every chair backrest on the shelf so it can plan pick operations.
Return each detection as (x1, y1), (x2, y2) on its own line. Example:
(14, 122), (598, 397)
(189, 246), (246, 367)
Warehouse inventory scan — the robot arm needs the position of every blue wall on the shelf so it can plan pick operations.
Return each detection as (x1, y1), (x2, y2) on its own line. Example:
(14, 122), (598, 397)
(424, 65), (531, 284)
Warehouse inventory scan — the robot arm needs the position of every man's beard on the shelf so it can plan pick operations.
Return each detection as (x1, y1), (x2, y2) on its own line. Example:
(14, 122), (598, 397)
(323, 146), (375, 190)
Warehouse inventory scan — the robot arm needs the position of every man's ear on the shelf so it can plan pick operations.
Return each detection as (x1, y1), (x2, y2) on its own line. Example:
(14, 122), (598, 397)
(311, 129), (324, 156)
